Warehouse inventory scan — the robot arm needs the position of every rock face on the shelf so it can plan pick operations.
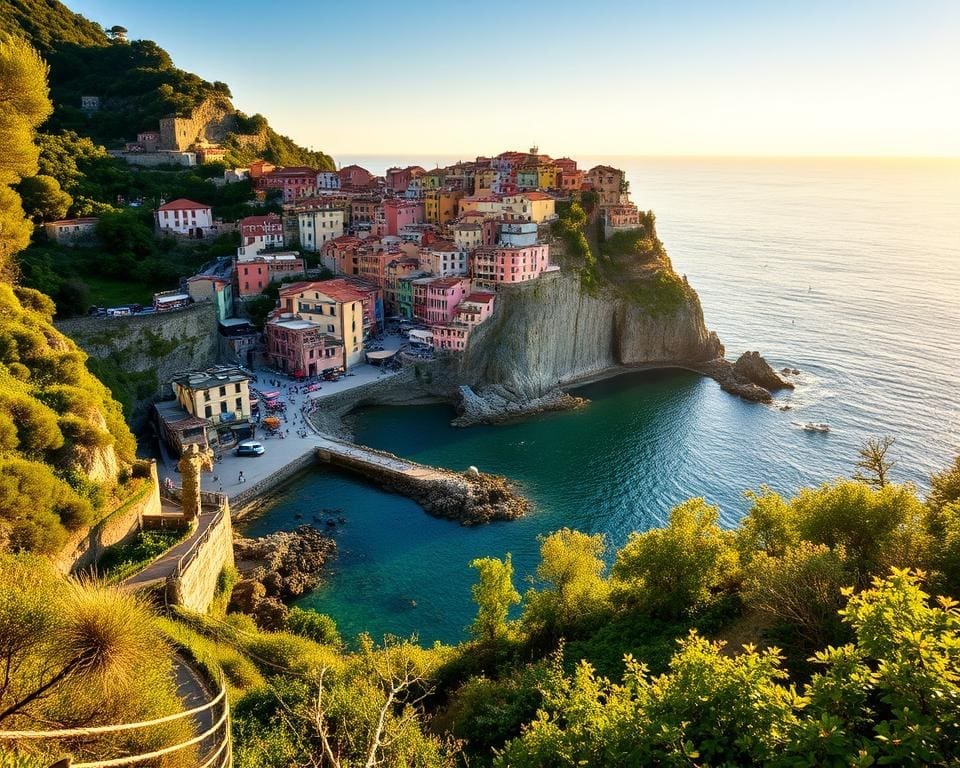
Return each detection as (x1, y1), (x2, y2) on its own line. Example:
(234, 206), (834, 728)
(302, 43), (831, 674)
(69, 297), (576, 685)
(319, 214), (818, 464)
(733, 351), (795, 392)
(453, 273), (724, 421)
(230, 525), (336, 628)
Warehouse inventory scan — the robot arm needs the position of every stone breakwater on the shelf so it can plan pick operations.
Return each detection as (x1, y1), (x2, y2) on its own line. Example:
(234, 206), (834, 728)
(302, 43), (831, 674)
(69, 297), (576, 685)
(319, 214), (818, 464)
(315, 441), (528, 525)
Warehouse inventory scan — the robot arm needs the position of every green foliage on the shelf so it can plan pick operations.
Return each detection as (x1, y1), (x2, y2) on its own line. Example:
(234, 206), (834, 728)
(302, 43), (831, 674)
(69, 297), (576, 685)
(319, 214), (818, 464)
(96, 527), (188, 583)
(522, 529), (611, 644)
(470, 554), (521, 643)
(286, 606), (342, 646)
(0, 553), (193, 763)
(16, 173), (72, 221)
(612, 498), (739, 618)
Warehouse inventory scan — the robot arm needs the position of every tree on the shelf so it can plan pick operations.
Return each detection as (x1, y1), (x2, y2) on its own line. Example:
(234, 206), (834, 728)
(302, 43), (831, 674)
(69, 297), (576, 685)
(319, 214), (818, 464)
(612, 498), (738, 618)
(18, 174), (72, 221)
(853, 435), (896, 488)
(0, 35), (53, 277)
(470, 554), (520, 643)
(929, 454), (960, 512)
(522, 529), (610, 643)
(106, 25), (128, 41)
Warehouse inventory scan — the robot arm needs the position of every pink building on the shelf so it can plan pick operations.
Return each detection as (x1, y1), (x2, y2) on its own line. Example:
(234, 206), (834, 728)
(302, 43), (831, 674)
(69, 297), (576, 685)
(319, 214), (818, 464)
(432, 323), (470, 352)
(321, 235), (362, 275)
(471, 244), (550, 286)
(385, 165), (425, 193)
(423, 277), (472, 324)
(236, 253), (305, 297)
(265, 317), (344, 376)
(456, 292), (496, 327)
(380, 199), (425, 237)
(257, 167), (317, 202)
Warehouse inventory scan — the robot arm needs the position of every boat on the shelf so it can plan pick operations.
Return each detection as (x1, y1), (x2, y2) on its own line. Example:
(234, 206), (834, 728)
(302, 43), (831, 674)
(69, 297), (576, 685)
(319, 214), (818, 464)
(793, 421), (830, 433)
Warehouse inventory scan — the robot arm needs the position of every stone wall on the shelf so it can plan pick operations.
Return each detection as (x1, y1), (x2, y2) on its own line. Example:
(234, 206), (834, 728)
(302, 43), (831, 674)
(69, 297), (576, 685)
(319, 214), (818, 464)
(231, 449), (317, 517)
(160, 96), (237, 151)
(55, 461), (162, 575)
(172, 504), (235, 613)
(56, 302), (220, 431)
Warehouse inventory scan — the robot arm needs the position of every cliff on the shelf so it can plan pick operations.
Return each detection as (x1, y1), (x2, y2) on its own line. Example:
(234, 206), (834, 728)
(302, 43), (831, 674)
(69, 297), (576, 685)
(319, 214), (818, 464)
(460, 272), (722, 400)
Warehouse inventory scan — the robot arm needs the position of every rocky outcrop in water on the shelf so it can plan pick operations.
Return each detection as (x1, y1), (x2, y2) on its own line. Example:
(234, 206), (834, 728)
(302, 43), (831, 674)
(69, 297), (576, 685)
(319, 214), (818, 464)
(230, 525), (336, 628)
(733, 351), (795, 391)
(452, 384), (587, 427)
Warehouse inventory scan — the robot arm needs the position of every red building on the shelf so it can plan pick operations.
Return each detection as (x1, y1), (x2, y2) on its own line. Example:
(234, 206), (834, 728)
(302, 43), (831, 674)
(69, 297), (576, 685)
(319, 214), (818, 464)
(321, 235), (363, 275)
(236, 253), (305, 297)
(385, 165), (425, 193)
(248, 160), (277, 179)
(339, 164), (374, 189)
(257, 167), (317, 202)
(239, 213), (284, 244)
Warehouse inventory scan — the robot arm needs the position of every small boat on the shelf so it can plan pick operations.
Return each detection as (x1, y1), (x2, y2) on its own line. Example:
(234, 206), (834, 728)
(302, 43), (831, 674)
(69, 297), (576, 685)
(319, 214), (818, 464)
(798, 421), (830, 433)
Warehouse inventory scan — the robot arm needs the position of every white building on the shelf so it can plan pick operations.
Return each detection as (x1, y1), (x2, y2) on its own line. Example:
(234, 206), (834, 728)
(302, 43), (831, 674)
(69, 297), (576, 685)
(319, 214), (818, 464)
(298, 208), (345, 252)
(316, 171), (341, 191)
(420, 241), (468, 277)
(156, 198), (213, 236)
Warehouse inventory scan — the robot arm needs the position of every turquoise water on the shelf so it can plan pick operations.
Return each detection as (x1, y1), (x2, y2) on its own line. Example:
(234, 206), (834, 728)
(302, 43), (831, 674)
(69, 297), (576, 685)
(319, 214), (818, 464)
(243, 157), (960, 645)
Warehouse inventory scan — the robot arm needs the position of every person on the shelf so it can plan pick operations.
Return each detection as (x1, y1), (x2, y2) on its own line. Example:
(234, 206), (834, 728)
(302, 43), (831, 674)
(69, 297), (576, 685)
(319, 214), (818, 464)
(238, 471), (245, 484)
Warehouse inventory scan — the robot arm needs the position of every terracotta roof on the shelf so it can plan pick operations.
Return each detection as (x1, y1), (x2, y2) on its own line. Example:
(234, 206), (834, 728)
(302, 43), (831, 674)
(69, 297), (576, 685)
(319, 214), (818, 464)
(158, 198), (210, 211)
(301, 278), (367, 303)
(429, 277), (468, 289)
(522, 191), (552, 201)
(464, 292), (495, 303)
(48, 216), (99, 226)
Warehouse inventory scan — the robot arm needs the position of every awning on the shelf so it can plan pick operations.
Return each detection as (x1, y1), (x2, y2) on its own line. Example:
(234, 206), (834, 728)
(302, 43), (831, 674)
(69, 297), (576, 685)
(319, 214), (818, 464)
(409, 329), (433, 343)
(366, 349), (398, 361)
(261, 391), (280, 399)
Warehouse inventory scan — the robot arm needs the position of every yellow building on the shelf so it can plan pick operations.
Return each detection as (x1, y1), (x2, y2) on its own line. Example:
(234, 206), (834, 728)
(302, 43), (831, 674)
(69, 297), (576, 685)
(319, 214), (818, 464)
(425, 189), (465, 226)
(473, 168), (497, 196)
(501, 192), (556, 223)
(171, 367), (252, 424)
(279, 279), (367, 367)
(536, 164), (558, 190)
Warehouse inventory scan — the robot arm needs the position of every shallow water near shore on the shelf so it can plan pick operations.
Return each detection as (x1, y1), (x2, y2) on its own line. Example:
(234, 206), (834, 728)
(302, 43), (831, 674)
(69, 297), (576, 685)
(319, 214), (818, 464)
(243, 157), (960, 646)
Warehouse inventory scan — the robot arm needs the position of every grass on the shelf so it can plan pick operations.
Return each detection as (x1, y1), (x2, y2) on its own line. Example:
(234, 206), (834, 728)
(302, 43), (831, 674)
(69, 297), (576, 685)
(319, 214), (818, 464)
(97, 527), (189, 584)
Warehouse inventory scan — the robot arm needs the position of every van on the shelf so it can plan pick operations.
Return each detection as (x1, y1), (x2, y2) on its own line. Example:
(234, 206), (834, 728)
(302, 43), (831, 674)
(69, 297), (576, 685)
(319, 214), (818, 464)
(235, 441), (265, 457)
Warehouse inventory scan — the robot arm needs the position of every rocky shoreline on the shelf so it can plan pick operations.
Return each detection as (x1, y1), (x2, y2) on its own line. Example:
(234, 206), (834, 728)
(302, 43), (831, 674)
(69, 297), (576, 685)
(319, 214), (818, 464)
(230, 525), (336, 629)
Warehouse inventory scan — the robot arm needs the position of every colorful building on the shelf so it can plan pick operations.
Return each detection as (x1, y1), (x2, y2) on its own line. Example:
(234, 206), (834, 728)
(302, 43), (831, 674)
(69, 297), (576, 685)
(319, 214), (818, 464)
(257, 167), (317, 202)
(186, 275), (234, 322)
(602, 202), (641, 235)
(424, 276), (472, 324)
(349, 196), (379, 229)
(472, 244), (551, 286)
(501, 192), (556, 223)
(265, 317), (344, 376)
(424, 188), (464, 226)
(339, 164), (374, 189)
(298, 207), (345, 251)
(321, 235), (363, 275)
(455, 292), (496, 328)
(236, 252), (305, 297)
(238, 213), (284, 257)
(380, 198), (425, 237)
(316, 171), (341, 191)
(278, 279), (368, 367)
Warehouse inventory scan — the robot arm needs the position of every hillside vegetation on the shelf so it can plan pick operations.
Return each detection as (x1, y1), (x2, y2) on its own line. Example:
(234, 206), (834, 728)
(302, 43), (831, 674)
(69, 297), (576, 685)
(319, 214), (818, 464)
(0, 0), (333, 169)
(0, 35), (136, 554)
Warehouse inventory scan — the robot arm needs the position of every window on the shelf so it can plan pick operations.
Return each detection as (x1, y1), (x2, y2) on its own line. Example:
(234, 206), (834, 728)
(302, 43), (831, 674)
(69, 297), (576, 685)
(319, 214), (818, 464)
(220, 401), (228, 414)
(235, 398), (242, 410)
(219, 386), (226, 397)
(205, 405), (212, 418)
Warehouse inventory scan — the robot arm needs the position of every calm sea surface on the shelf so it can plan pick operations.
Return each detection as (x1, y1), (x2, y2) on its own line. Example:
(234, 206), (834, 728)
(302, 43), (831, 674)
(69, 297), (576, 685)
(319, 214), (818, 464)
(242, 156), (960, 645)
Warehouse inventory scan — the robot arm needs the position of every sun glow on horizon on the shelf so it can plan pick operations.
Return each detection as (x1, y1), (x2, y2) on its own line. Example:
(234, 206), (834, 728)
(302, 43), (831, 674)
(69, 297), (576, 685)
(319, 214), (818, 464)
(68, 0), (960, 158)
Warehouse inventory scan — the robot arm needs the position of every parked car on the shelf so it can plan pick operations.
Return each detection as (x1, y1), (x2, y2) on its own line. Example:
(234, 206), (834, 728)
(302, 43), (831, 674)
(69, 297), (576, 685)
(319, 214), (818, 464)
(235, 441), (265, 457)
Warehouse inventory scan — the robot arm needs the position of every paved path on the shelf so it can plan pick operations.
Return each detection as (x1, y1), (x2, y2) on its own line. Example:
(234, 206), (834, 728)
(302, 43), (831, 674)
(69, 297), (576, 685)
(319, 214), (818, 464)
(315, 434), (448, 481)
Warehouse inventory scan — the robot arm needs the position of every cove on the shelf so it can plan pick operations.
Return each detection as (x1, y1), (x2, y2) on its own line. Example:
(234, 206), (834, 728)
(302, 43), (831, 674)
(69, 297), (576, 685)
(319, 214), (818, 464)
(241, 367), (841, 645)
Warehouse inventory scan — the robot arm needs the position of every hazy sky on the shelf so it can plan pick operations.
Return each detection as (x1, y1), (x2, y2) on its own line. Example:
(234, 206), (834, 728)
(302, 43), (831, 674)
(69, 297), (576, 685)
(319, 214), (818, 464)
(70, 0), (959, 158)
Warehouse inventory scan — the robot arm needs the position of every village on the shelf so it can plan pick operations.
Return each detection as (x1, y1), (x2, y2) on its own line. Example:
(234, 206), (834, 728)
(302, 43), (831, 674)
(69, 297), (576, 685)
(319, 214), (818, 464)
(46, 135), (643, 467)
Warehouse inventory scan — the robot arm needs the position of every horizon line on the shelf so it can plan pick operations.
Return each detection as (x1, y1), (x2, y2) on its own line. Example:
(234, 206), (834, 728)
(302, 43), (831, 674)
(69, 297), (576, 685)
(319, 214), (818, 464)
(323, 151), (960, 162)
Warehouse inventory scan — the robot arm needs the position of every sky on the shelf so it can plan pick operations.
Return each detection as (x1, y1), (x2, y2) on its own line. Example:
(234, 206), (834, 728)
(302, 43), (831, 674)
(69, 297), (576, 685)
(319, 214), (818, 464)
(69, 0), (960, 158)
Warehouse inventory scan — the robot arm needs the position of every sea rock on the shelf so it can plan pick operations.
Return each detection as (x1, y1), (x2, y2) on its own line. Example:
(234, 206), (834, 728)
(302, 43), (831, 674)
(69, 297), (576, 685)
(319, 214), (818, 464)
(230, 525), (336, 625)
(733, 351), (795, 391)
(452, 383), (586, 427)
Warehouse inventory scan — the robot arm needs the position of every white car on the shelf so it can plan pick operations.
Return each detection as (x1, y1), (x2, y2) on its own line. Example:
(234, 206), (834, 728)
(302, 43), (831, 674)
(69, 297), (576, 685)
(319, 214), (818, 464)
(235, 441), (265, 457)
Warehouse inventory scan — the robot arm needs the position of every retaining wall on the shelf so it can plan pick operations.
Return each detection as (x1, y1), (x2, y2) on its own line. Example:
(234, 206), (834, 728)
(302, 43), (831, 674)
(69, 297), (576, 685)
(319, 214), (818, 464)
(172, 505), (235, 613)
(55, 461), (162, 575)
(230, 449), (317, 517)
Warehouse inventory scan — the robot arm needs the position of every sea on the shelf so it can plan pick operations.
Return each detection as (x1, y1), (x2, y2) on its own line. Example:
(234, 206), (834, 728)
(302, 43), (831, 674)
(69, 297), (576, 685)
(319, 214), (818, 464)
(241, 156), (960, 645)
